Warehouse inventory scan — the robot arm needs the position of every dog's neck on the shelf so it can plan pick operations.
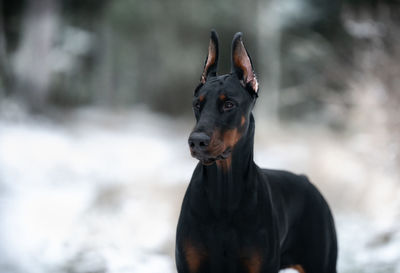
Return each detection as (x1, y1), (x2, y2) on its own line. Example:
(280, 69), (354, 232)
(198, 115), (257, 216)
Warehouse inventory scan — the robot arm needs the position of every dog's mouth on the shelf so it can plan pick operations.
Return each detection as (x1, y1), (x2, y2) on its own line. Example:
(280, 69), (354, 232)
(191, 147), (232, 165)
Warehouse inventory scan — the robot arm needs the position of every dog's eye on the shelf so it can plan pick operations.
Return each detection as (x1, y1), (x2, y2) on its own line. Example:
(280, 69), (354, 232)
(223, 101), (235, 111)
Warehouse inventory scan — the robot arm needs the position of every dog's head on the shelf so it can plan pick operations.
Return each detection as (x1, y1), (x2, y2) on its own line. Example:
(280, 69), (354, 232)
(188, 30), (259, 165)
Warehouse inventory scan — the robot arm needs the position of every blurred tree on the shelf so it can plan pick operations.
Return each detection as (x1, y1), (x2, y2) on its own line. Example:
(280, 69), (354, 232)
(267, 0), (354, 128)
(47, 0), (108, 107)
(0, 0), (108, 111)
(0, 1), (7, 97)
(12, 0), (60, 112)
(0, 0), (26, 97)
(343, 1), (400, 166)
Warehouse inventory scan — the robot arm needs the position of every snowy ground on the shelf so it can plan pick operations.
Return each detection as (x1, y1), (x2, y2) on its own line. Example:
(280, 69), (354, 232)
(0, 102), (399, 273)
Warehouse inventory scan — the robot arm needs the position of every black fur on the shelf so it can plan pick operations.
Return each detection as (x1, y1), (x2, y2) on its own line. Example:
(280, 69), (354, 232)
(175, 31), (337, 273)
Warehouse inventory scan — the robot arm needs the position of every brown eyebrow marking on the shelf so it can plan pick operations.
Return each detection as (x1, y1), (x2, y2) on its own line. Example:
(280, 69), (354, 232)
(199, 95), (205, 102)
(219, 94), (226, 100)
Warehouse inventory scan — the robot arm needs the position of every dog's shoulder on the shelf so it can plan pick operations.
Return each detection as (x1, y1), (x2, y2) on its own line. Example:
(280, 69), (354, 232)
(260, 168), (331, 215)
(259, 168), (316, 211)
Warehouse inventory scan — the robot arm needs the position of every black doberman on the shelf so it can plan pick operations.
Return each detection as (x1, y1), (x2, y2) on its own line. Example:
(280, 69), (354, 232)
(175, 30), (337, 273)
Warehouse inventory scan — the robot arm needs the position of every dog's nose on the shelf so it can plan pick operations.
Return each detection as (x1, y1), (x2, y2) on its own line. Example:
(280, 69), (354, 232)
(188, 132), (210, 151)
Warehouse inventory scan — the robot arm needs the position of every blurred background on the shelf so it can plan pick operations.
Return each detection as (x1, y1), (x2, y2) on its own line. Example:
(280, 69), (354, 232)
(0, 0), (399, 272)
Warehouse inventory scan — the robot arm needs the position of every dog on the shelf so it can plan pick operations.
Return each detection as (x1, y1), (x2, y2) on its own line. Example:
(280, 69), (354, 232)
(175, 30), (337, 273)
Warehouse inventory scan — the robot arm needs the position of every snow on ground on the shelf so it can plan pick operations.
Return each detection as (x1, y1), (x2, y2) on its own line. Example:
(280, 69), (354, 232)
(0, 103), (399, 273)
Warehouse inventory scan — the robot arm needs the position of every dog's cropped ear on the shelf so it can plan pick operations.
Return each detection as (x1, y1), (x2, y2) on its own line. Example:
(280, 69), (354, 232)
(200, 30), (219, 84)
(231, 32), (259, 95)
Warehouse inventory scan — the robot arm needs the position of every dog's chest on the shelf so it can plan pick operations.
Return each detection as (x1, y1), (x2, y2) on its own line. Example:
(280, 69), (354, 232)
(182, 213), (275, 273)
(187, 196), (272, 249)
(178, 174), (279, 272)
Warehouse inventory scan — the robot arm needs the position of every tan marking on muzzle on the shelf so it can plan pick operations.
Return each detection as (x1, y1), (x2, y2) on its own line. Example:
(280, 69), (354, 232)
(208, 128), (241, 171)
(223, 128), (241, 147)
(207, 128), (241, 157)
(207, 129), (225, 158)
